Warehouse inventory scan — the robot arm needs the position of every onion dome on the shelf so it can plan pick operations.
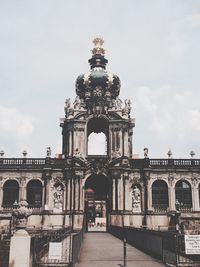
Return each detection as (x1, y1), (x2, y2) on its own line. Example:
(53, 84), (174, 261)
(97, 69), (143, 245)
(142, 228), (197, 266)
(75, 37), (121, 114)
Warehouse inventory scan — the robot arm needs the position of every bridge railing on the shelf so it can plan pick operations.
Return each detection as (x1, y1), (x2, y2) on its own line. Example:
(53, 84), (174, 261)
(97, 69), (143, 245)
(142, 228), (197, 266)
(109, 225), (175, 263)
(71, 227), (84, 267)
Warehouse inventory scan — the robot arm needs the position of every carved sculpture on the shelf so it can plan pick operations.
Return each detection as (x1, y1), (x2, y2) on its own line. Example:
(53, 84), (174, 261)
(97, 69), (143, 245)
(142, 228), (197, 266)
(12, 200), (32, 229)
(53, 184), (63, 211)
(132, 185), (141, 212)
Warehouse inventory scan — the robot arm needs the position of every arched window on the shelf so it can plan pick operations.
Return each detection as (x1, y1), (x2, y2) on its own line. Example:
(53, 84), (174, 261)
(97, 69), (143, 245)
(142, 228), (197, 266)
(152, 180), (169, 211)
(88, 132), (107, 155)
(27, 180), (43, 207)
(175, 180), (192, 210)
(87, 117), (108, 156)
(3, 180), (19, 206)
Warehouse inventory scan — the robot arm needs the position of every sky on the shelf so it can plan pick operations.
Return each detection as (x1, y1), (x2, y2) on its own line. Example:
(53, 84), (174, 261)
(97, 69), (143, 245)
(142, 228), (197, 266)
(0, 0), (200, 158)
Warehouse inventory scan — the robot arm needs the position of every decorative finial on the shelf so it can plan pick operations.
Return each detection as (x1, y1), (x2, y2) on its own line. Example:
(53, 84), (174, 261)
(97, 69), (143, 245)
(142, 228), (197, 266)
(167, 149), (172, 159)
(0, 150), (4, 158)
(190, 150), (195, 158)
(12, 199), (32, 229)
(93, 37), (104, 46)
(22, 150), (27, 158)
(92, 37), (105, 56)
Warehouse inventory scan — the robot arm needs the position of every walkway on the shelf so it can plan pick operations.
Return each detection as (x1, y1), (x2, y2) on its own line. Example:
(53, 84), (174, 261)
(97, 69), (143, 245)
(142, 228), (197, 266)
(75, 233), (166, 267)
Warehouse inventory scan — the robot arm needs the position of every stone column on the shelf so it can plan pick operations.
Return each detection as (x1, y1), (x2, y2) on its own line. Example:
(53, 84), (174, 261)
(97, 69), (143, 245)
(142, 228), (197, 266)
(0, 184), (3, 209)
(19, 177), (26, 202)
(147, 181), (152, 211)
(9, 230), (31, 267)
(118, 176), (123, 211)
(192, 184), (199, 211)
(75, 179), (79, 211)
(112, 179), (116, 210)
(169, 184), (176, 211)
(80, 179), (84, 211)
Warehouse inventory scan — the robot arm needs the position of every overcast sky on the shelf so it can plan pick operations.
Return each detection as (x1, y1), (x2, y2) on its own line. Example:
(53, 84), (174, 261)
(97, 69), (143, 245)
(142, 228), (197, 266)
(0, 0), (200, 158)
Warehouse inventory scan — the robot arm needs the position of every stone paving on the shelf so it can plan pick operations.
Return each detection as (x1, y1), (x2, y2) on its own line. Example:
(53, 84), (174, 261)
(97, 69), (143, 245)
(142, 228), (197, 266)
(75, 232), (166, 267)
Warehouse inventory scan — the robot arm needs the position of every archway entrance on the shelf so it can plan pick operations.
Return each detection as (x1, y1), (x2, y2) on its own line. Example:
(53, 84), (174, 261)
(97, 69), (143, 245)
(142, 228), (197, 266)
(84, 174), (110, 232)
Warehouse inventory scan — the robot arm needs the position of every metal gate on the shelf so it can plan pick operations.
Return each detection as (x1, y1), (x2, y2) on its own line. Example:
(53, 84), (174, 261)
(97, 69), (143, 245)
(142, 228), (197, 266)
(176, 234), (200, 267)
(33, 228), (71, 267)
(163, 233), (200, 267)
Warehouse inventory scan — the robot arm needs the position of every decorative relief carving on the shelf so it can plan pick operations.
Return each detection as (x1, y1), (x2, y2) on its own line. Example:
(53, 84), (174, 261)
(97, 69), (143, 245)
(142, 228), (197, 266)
(53, 184), (63, 212)
(168, 173), (175, 186)
(112, 148), (121, 158)
(191, 174), (199, 186)
(87, 159), (108, 175)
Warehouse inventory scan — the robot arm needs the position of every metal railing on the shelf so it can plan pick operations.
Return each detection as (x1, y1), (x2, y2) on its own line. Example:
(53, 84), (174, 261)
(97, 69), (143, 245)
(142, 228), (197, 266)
(32, 227), (72, 267)
(109, 225), (200, 267)
(71, 227), (84, 267)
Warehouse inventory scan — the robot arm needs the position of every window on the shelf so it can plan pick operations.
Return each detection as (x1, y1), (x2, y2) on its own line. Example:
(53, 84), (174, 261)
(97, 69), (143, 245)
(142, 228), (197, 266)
(175, 180), (192, 209)
(27, 180), (43, 207)
(88, 132), (107, 155)
(3, 180), (19, 206)
(87, 117), (108, 156)
(152, 180), (169, 209)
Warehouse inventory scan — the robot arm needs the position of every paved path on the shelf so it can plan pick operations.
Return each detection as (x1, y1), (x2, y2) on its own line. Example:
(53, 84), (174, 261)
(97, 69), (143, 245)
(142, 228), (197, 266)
(75, 233), (166, 267)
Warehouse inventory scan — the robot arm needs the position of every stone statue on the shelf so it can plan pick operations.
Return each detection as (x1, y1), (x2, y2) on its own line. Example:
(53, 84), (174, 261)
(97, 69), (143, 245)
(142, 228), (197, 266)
(116, 98), (123, 109)
(64, 98), (71, 115)
(132, 186), (141, 212)
(53, 184), (63, 211)
(144, 147), (148, 158)
(73, 96), (81, 109)
(74, 148), (83, 158)
(124, 99), (131, 114)
(46, 147), (51, 157)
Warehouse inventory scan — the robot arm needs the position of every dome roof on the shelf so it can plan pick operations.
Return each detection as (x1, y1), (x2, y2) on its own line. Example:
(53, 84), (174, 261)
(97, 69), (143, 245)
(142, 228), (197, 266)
(75, 38), (121, 114)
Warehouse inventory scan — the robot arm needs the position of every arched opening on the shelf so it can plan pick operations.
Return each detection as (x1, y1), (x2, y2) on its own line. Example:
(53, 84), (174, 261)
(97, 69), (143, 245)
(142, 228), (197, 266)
(152, 180), (169, 212)
(87, 117), (109, 156)
(175, 180), (192, 211)
(3, 180), (19, 207)
(27, 180), (43, 207)
(84, 174), (110, 232)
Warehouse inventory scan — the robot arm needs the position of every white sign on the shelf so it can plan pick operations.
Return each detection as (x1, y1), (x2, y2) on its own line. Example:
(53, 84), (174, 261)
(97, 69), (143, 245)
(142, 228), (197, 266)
(185, 235), (200, 254)
(49, 242), (62, 260)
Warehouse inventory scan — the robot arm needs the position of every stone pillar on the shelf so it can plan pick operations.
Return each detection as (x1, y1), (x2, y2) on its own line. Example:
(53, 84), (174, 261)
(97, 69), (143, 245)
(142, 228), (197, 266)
(0, 185), (3, 209)
(118, 176), (123, 210)
(112, 179), (116, 210)
(169, 184), (176, 211)
(147, 181), (152, 211)
(125, 180), (131, 211)
(192, 184), (199, 211)
(44, 179), (50, 210)
(80, 179), (84, 211)
(19, 177), (26, 202)
(9, 229), (31, 267)
(75, 179), (79, 210)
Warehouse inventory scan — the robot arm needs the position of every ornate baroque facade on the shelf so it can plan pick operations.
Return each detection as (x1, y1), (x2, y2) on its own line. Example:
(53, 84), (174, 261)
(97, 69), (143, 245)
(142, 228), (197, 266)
(0, 38), (200, 233)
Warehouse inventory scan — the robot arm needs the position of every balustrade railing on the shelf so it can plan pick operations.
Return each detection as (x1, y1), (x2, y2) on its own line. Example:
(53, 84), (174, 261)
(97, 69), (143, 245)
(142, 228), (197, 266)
(0, 157), (200, 168)
(149, 159), (200, 167)
(178, 205), (192, 213)
(0, 158), (45, 166)
(153, 205), (168, 213)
